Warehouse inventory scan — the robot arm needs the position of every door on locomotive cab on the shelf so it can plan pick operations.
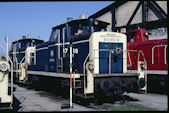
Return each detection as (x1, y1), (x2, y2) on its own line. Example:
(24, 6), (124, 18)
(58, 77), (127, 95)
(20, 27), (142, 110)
(99, 42), (123, 73)
(48, 46), (57, 72)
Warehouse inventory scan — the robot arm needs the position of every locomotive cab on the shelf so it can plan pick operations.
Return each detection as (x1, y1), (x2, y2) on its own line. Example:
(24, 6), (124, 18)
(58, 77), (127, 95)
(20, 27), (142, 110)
(46, 19), (109, 73)
(126, 28), (151, 43)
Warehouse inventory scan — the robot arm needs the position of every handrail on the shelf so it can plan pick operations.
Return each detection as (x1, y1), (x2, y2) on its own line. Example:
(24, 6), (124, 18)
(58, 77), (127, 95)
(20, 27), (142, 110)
(83, 52), (91, 76)
(82, 48), (147, 96)
(138, 50), (147, 66)
(109, 51), (111, 74)
(8, 57), (13, 109)
(164, 46), (167, 64)
(83, 49), (146, 75)
(19, 56), (26, 68)
(34, 49), (36, 65)
(15, 57), (20, 77)
(0, 45), (7, 58)
(15, 58), (18, 70)
(58, 29), (61, 59)
(0, 45), (14, 109)
(152, 44), (168, 64)
(83, 51), (91, 95)
(57, 29), (63, 72)
(63, 28), (65, 48)
(127, 52), (132, 67)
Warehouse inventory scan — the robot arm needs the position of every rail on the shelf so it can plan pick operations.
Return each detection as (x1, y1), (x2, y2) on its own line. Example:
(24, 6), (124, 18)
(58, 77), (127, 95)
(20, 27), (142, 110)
(14, 57), (20, 77)
(137, 50), (147, 66)
(34, 49), (36, 65)
(83, 51), (91, 96)
(15, 58), (18, 71)
(19, 56), (26, 67)
(152, 44), (168, 64)
(127, 52), (132, 67)
(58, 29), (61, 59)
(57, 29), (63, 72)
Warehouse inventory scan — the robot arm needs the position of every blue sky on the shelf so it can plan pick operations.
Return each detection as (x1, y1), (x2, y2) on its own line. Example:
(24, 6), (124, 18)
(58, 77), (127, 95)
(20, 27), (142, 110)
(0, 1), (113, 56)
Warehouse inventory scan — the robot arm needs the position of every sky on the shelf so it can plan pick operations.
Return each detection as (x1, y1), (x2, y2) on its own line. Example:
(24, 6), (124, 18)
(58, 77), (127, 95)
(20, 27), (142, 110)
(0, 1), (113, 56)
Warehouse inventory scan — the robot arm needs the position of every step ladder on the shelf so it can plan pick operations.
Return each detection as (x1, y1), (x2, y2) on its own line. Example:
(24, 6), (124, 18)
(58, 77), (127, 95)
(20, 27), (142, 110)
(73, 74), (82, 94)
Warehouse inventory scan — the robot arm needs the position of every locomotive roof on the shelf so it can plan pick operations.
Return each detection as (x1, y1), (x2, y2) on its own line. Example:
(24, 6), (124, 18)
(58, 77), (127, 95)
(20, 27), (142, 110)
(12, 38), (44, 44)
(52, 19), (110, 29)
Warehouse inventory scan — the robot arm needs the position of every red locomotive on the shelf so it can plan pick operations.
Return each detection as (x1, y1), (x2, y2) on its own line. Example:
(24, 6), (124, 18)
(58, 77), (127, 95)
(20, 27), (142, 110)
(126, 28), (168, 93)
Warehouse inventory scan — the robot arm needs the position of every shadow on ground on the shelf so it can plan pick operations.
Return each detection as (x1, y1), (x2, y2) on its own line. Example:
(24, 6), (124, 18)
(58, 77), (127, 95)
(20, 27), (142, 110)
(123, 95), (138, 101)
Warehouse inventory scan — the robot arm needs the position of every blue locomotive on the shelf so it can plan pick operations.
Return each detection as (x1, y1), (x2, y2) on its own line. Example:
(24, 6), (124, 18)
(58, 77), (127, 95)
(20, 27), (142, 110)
(10, 18), (142, 104)
(9, 37), (44, 84)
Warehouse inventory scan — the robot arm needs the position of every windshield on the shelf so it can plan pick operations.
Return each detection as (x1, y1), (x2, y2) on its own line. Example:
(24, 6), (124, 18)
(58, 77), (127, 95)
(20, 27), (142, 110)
(126, 32), (137, 43)
(49, 29), (58, 42)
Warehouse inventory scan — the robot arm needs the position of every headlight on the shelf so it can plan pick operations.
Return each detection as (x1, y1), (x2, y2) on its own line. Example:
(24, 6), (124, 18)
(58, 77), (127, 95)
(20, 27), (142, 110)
(88, 63), (94, 72)
(140, 63), (145, 71)
(0, 63), (8, 72)
(86, 62), (94, 73)
(116, 46), (122, 54)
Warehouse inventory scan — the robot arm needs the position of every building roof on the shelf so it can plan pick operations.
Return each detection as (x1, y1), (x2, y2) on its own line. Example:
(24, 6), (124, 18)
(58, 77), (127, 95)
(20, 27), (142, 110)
(12, 38), (44, 44)
(52, 19), (110, 29)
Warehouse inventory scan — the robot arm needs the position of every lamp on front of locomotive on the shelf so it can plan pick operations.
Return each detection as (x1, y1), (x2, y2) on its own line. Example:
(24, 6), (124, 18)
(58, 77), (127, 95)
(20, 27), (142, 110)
(0, 61), (10, 82)
(0, 64), (7, 82)
(86, 61), (94, 73)
(0, 63), (8, 72)
(0, 63), (8, 82)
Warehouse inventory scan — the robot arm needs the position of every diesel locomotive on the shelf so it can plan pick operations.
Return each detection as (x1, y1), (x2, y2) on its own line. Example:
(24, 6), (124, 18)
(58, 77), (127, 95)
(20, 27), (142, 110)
(9, 18), (146, 104)
(126, 28), (168, 94)
(10, 37), (44, 84)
